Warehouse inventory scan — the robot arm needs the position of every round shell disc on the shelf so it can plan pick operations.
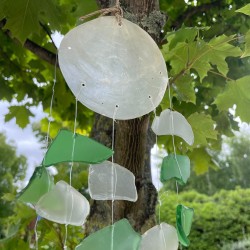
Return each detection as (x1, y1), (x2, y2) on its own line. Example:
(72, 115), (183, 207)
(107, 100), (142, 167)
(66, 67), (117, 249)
(59, 16), (168, 120)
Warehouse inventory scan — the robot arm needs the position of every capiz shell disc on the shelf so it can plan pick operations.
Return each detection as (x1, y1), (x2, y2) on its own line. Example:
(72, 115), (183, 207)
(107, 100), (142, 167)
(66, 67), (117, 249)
(59, 16), (168, 120)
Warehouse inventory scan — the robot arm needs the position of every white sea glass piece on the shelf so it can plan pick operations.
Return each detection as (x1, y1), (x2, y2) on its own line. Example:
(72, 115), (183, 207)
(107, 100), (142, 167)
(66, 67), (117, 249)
(58, 16), (168, 120)
(35, 180), (90, 226)
(140, 223), (179, 250)
(151, 109), (194, 145)
(89, 161), (137, 202)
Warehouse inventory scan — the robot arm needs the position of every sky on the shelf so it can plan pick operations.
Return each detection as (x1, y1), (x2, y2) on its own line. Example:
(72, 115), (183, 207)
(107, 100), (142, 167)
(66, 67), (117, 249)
(0, 101), (46, 183)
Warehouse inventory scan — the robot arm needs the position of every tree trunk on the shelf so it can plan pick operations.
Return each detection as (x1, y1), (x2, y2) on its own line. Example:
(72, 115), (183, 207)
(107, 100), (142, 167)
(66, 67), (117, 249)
(85, 0), (166, 235)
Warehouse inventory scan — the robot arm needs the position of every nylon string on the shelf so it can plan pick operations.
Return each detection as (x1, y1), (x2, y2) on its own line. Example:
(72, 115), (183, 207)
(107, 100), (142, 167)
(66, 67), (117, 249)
(34, 53), (58, 250)
(111, 106), (118, 250)
(148, 97), (163, 224)
(64, 86), (83, 249)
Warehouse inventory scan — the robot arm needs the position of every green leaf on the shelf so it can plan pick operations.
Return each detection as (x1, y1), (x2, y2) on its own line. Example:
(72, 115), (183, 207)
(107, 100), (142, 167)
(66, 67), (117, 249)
(189, 148), (212, 175)
(236, 4), (250, 16)
(167, 27), (199, 50)
(1, 0), (61, 44)
(163, 33), (242, 81)
(214, 76), (250, 123)
(191, 35), (242, 80)
(242, 30), (250, 58)
(173, 75), (196, 104)
(1, 193), (15, 202)
(5, 105), (34, 128)
(187, 113), (218, 147)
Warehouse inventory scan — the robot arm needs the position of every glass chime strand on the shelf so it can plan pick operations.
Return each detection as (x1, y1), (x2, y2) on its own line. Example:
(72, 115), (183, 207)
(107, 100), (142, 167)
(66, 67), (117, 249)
(64, 88), (82, 249)
(168, 85), (181, 199)
(149, 97), (162, 223)
(35, 53), (58, 250)
(111, 106), (118, 250)
(45, 53), (58, 150)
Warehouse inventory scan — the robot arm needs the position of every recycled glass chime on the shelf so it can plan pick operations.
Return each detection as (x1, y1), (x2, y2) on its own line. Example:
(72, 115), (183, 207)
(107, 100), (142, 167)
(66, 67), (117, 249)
(17, 6), (195, 249)
(150, 106), (195, 247)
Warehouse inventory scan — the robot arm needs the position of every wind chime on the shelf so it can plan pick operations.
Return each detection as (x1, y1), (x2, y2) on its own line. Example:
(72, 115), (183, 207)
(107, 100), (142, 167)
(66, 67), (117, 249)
(17, 1), (194, 249)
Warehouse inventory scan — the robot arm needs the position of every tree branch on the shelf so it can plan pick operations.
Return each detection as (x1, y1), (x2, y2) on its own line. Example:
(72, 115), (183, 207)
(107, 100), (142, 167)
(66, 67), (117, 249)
(0, 19), (58, 66)
(172, 0), (223, 29)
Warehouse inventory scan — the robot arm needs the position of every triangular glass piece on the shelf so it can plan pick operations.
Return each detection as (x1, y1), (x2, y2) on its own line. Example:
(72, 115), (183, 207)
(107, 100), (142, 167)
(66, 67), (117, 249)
(17, 166), (53, 205)
(160, 154), (190, 185)
(176, 204), (194, 247)
(139, 223), (178, 250)
(42, 129), (113, 166)
(75, 219), (141, 250)
(151, 109), (194, 145)
(36, 180), (90, 226)
(88, 161), (138, 202)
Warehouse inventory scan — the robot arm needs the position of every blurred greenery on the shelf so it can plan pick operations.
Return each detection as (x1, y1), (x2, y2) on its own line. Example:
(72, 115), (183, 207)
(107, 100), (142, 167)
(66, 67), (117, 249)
(0, 133), (27, 240)
(159, 188), (250, 250)
(163, 134), (250, 195)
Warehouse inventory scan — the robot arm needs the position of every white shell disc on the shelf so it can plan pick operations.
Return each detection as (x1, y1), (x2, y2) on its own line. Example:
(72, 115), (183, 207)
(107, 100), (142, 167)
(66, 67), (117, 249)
(59, 16), (168, 120)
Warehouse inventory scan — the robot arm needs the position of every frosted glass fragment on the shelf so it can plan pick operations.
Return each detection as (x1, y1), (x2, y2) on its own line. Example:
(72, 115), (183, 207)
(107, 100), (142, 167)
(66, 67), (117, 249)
(42, 129), (113, 166)
(176, 204), (194, 247)
(161, 154), (190, 185)
(89, 161), (137, 202)
(58, 16), (168, 120)
(75, 219), (141, 250)
(36, 180), (90, 226)
(17, 166), (53, 204)
(140, 223), (178, 250)
(151, 109), (194, 145)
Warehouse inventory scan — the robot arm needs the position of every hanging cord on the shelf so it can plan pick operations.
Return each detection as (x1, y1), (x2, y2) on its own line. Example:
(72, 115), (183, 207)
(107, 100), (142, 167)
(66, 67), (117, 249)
(34, 53), (58, 249)
(64, 86), (83, 250)
(45, 54), (58, 150)
(111, 106), (118, 250)
(63, 225), (68, 249)
(168, 86), (182, 201)
(79, 0), (123, 25)
(148, 97), (163, 224)
(34, 216), (39, 250)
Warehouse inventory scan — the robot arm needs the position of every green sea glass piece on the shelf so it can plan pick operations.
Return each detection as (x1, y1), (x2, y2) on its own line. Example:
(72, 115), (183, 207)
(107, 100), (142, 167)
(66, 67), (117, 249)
(75, 219), (141, 250)
(176, 204), (194, 247)
(160, 154), (190, 185)
(17, 166), (53, 204)
(42, 129), (113, 167)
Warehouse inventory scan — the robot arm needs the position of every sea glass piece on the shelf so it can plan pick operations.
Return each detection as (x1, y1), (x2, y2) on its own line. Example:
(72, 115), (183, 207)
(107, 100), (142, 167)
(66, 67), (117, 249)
(151, 109), (194, 145)
(58, 16), (168, 120)
(176, 204), (194, 247)
(139, 223), (178, 250)
(36, 180), (90, 226)
(42, 129), (113, 166)
(75, 219), (141, 250)
(160, 154), (190, 185)
(89, 161), (137, 202)
(17, 166), (53, 204)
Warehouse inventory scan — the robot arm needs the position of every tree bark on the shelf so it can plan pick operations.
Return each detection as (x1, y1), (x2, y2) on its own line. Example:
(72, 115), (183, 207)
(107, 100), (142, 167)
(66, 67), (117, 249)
(85, 0), (166, 235)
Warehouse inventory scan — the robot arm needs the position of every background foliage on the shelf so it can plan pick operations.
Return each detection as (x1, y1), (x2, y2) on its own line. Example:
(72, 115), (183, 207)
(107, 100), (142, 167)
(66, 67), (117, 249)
(159, 188), (250, 250)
